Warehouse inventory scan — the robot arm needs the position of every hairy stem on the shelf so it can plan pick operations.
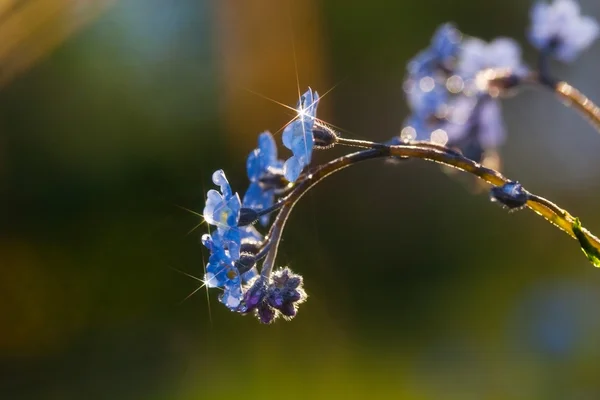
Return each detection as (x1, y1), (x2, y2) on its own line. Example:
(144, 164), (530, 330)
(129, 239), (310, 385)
(261, 148), (388, 276)
(553, 81), (600, 133)
(483, 65), (600, 135)
(260, 142), (600, 275)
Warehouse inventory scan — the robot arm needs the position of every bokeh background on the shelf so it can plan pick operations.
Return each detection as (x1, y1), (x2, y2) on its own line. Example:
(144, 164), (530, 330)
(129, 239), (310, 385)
(2, 0), (600, 399)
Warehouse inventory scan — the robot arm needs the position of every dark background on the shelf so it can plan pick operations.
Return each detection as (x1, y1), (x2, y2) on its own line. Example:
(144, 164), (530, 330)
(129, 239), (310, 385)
(2, 0), (600, 399)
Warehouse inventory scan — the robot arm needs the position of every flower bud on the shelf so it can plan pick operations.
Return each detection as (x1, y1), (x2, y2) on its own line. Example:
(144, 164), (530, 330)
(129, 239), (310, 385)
(238, 208), (259, 226)
(312, 121), (339, 149)
(235, 253), (257, 275)
(239, 276), (268, 313)
(490, 181), (529, 210)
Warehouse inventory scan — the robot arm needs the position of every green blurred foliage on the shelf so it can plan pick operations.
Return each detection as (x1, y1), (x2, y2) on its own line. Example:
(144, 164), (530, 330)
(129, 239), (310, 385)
(2, 0), (600, 399)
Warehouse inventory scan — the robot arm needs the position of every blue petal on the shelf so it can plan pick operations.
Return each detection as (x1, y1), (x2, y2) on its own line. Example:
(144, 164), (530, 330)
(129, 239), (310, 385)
(407, 50), (437, 75)
(241, 267), (258, 283)
(282, 122), (294, 149)
(258, 131), (277, 163)
(246, 149), (262, 182)
(241, 225), (263, 242)
(212, 169), (232, 198)
(205, 256), (231, 288)
(202, 190), (223, 225)
(243, 182), (263, 209)
(431, 23), (461, 62)
(225, 194), (242, 228)
(222, 229), (242, 259)
(300, 88), (320, 118)
(220, 277), (243, 310)
(242, 183), (274, 226)
(283, 156), (303, 182)
(291, 126), (314, 164)
(407, 23), (461, 75)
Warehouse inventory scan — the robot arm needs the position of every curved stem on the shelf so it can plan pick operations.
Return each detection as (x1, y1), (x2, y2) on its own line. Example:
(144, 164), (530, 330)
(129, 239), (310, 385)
(482, 65), (600, 135)
(261, 148), (388, 276)
(260, 142), (600, 276)
(553, 81), (600, 133)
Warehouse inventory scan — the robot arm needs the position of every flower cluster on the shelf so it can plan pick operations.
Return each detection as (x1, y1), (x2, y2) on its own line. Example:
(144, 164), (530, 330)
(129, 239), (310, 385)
(401, 24), (526, 163)
(197, 0), (600, 323)
(240, 268), (307, 324)
(200, 90), (319, 322)
(282, 88), (320, 182)
(202, 170), (262, 309)
(400, 0), (599, 164)
(529, 0), (599, 62)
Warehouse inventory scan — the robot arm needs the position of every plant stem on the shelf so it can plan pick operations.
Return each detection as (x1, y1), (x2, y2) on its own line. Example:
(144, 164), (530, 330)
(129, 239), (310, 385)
(260, 142), (600, 276)
(481, 64), (600, 135)
(553, 81), (600, 133)
(261, 148), (387, 276)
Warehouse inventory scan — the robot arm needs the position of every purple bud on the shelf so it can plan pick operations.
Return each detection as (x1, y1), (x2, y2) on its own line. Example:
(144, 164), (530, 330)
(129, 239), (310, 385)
(257, 303), (277, 324)
(286, 276), (302, 290)
(240, 277), (267, 313)
(267, 287), (284, 309)
(279, 302), (297, 318)
(285, 289), (302, 303)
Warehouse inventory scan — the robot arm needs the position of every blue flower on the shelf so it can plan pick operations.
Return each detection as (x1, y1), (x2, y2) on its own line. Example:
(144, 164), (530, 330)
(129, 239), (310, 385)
(201, 231), (242, 309)
(529, 0), (599, 62)
(405, 77), (448, 120)
(243, 131), (284, 226)
(203, 170), (241, 237)
(403, 24), (463, 145)
(442, 96), (506, 162)
(202, 229), (259, 311)
(282, 88), (320, 183)
(408, 23), (461, 76)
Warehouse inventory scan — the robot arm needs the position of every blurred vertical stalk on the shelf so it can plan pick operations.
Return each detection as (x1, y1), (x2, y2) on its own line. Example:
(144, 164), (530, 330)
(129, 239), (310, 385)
(0, 0), (116, 88)
(214, 0), (330, 153)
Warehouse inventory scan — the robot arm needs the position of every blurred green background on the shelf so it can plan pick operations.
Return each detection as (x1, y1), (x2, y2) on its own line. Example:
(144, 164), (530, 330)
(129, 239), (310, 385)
(2, 0), (600, 399)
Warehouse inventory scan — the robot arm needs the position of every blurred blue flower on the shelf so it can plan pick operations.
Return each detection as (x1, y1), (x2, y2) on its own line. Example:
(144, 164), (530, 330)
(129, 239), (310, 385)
(513, 282), (600, 358)
(476, 99), (506, 149)
(444, 97), (506, 162)
(203, 170), (241, 237)
(405, 78), (448, 120)
(457, 37), (525, 79)
(282, 88), (320, 182)
(243, 131), (284, 226)
(408, 23), (462, 76)
(529, 0), (599, 62)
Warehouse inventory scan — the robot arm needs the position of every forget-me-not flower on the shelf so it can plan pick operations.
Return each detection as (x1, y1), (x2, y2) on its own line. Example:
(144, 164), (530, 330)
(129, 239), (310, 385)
(282, 88), (320, 183)
(202, 231), (244, 309)
(202, 229), (259, 310)
(529, 0), (599, 62)
(243, 131), (284, 226)
(405, 79), (448, 120)
(203, 170), (241, 235)
(408, 23), (462, 76)
(457, 37), (525, 79)
(442, 96), (506, 162)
